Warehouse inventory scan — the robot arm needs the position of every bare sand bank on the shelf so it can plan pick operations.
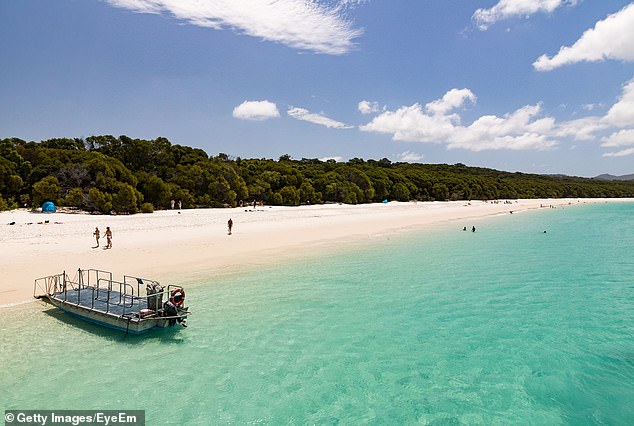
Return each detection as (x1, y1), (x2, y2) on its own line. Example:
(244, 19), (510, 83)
(1, 198), (631, 307)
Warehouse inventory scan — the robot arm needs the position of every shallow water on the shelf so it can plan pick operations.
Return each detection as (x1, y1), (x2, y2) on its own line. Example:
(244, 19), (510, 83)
(2, 202), (633, 424)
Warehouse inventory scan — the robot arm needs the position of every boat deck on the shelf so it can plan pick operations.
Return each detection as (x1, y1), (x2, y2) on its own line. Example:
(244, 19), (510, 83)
(51, 287), (151, 317)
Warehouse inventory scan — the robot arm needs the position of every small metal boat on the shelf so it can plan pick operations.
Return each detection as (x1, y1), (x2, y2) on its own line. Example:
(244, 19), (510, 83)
(34, 268), (190, 334)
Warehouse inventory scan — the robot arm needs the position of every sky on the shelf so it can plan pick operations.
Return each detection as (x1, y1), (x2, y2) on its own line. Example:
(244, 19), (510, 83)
(1, 0), (634, 177)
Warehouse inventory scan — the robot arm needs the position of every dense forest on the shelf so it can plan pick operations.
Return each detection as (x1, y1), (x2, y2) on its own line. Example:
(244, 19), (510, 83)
(1, 136), (633, 213)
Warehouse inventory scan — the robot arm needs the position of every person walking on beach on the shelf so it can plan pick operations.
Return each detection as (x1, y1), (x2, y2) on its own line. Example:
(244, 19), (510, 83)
(93, 227), (100, 248)
(227, 218), (233, 235)
(105, 226), (113, 249)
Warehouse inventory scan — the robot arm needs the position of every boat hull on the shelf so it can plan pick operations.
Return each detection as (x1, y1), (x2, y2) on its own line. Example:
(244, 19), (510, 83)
(49, 297), (186, 334)
(34, 269), (190, 335)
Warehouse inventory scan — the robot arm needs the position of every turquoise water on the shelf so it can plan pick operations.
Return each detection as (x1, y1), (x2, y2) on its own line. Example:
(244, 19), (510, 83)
(2, 203), (634, 424)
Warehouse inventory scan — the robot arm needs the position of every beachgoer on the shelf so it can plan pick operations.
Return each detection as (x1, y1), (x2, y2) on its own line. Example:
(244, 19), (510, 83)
(463, 226), (467, 231)
(228, 218), (233, 235)
(178, 200), (182, 210)
(170, 199), (175, 209)
(253, 200), (257, 210)
(93, 227), (100, 247)
(472, 226), (476, 232)
(105, 226), (112, 248)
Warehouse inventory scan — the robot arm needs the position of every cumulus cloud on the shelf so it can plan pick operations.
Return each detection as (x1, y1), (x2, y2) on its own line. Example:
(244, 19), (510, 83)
(319, 155), (343, 162)
(358, 100), (380, 114)
(397, 151), (424, 162)
(233, 100), (280, 121)
(287, 107), (353, 129)
(534, 3), (634, 71)
(359, 103), (460, 143)
(448, 105), (558, 151)
(554, 116), (608, 141)
(360, 89), (557, 151)
(105, 0), (363, 55)
(603, 147), (634, 157)
(473, 0), (578, 30)
(425, 88), (476, 115)
(601, 129), (634, 148)
(360, 77), (634, 159)
(604, 78), (634, 127)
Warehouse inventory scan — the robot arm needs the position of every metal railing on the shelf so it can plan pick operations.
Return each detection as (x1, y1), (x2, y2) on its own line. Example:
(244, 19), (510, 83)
(34, 269), (187, 320)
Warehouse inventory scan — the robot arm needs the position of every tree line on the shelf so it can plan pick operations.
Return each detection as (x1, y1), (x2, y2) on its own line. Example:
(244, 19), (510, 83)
(1, 135), (633, 213)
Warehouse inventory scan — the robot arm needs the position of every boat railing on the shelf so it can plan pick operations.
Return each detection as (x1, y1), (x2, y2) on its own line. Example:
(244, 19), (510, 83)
(122, 275), (162, 297)
(93, 277), (135, 313)
(34, 269), (186, 319)
(34, 272), (71, 298)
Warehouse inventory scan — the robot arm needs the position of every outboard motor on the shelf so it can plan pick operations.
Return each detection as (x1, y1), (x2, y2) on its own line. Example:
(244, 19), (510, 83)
(163, 300), (178, 326)
(163, 300), (187, 327)
(146, 282), (164, 312)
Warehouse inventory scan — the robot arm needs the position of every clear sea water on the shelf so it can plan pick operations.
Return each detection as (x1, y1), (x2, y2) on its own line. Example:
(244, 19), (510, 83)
(2, 202), (634, 425)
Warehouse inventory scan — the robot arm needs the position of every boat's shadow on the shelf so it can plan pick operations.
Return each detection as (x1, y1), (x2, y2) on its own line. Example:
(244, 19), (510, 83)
(41, 307), (188, 344)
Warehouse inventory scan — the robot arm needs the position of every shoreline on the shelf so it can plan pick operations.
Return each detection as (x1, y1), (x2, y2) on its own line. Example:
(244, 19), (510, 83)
(1, 198), (632, 308)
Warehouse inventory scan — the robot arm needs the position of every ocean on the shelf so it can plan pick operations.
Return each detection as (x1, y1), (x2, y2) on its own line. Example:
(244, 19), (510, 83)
(1, 202), (633, 425)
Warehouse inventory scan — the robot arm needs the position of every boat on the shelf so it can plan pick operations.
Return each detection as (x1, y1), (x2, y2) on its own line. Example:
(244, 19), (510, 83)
(34, 268), (190, 334)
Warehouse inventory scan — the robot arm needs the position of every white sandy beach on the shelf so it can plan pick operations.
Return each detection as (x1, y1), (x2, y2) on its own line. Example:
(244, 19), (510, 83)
(1, 198), (631, 307)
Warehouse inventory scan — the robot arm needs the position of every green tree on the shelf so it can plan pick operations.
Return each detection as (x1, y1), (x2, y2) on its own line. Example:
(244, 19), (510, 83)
(63, 187), (85, 208)
(431, 183), (449, 201)
(0, 195), (8, 211)
(391, 182), (411, 202)
(168, 184), (194, 208)
(138, 173), (172, 209)
(32, 176), (61, 206)
(40, 138), (85, 151)
(299, 181), (317, 203)
(88, 188), (113, 213)
(112, 183), (141, 214)
(279, 186), (300, 205)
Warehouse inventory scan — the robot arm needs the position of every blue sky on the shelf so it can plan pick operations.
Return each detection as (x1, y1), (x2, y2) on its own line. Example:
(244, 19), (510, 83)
(1, 0), (633, 177)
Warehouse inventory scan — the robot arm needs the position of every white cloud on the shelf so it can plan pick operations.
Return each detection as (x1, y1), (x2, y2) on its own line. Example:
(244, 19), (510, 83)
(555, 116), (608, 141)
(233, 100), (280, 121)
(448, 105), (558, 151)
(603, 147), (634, 157)
(360, 89), (557, 151)
(107, 0), (162, 13)
(319, 155), (342, 162)
(359, 103), (460, 143)
(358, 100), (379, 114)
(360, 76), (634, 160)
(582, 103), (603, 111)
(425, 88), (476, 115)
(397, 151), (424, 162)
(604, 78), (634, 127)
(473, 0), (578, 30)
(287, 107), (353, 129)
(106, 0), (363, 55)
(534, 3), (634, 71)
(601, 129), (634, 148)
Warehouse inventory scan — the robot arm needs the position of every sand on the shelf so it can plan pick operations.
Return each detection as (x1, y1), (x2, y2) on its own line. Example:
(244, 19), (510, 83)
(1, 198), (631, 307)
